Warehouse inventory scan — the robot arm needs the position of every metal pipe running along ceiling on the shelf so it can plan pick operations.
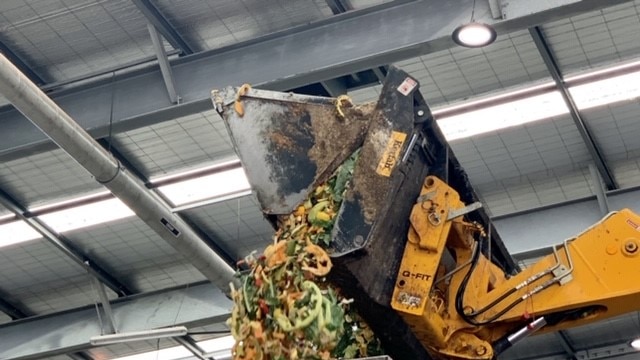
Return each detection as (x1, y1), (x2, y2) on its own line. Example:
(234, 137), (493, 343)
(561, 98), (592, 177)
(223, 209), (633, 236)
(0, 53), (236, 293)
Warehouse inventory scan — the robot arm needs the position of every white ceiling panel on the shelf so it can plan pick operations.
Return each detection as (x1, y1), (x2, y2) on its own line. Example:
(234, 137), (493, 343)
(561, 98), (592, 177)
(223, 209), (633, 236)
(611, 157), (640, 189)
(62, 216), (206, 293)
(0, 0), (160, 82)
(581, 101), (640, 163)
(476, 166), (594, 217)
(449, 114), (591, 187)
(579, 100), (640, 189)
(0, 148), (104, 207)
(155, 0), (333, 52)
(542, 1), (640, 75)
(395, 30), (550, 106)
(347, 84), (381, 103)
(112, 110), (235, 178)
(184, 194), (274, 261)
(0, 239), (117, 314)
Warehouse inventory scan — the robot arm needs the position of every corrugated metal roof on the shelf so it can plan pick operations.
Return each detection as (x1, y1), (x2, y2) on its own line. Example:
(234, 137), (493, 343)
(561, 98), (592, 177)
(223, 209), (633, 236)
(0, 148), (104, 207)
(543, 1), (640, 75)
(154, 0), (333, 52)
(0, 0), (160, 82)
(0, 239), (117, 314)
(112, 110), (235, 178)
(62, 216), (206, 293)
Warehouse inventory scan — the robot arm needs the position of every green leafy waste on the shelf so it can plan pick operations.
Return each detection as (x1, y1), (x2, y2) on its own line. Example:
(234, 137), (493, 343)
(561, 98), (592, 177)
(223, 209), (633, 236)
(227, 150), (384, 360)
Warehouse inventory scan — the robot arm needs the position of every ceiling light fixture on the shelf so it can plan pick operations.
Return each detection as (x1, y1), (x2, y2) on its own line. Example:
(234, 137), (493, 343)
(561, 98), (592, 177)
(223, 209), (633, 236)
(452, 0), (496, 48)
(631, 338), (640, 350)
(89, 326), (188, 346)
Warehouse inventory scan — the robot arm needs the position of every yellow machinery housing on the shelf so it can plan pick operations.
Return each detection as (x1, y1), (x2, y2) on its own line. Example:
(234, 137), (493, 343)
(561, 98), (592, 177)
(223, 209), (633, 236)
(392, 176), (640, 359)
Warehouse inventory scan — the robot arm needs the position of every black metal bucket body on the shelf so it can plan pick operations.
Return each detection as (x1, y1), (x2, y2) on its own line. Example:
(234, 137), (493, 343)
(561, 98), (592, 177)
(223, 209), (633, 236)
(212, 88), (372, 215)
(213, 67), (519, 359)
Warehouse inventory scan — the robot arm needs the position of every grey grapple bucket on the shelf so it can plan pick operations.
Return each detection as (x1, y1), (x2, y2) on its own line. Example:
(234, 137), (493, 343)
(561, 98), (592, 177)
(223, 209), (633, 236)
(212, 67), (420, 258)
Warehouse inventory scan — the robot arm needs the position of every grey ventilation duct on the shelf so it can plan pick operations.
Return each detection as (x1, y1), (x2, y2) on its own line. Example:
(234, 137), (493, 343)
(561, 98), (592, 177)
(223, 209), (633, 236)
(0, 54), (235, 292)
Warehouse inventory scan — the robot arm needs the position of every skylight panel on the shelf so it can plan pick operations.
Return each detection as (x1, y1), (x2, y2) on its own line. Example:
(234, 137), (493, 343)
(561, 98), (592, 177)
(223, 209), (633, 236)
(38, 198), (135, 233)
(199, 335), (235, 355)
(109, 335), (234, 360)
(157, 167), (251, 207)
(570, 70), (640, 110)
(109, 345), (192, 360)
(436, 91), (569, 140)
(0, 221), (41, 247)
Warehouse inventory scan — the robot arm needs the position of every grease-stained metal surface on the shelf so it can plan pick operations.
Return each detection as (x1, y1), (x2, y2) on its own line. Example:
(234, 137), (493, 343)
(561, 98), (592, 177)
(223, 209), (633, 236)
(214, 87), (373, 215)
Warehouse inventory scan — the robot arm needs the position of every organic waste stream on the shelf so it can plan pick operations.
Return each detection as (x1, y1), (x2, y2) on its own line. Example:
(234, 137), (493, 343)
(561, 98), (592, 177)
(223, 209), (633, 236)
(228, 151), (384, 359)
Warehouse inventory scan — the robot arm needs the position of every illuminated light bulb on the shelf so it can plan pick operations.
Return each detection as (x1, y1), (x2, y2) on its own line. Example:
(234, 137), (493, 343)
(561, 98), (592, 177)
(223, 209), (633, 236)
(452, 23), (497, 48)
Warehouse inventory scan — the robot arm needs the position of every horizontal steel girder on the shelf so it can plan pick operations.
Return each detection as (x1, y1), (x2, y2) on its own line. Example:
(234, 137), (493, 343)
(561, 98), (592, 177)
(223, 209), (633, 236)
(0, 0), (630, 161)
(0, 283), (231, 360)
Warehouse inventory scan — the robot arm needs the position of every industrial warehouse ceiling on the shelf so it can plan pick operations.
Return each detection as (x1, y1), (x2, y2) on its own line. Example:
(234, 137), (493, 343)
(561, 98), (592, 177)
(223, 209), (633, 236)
(1, 1), (640, 359)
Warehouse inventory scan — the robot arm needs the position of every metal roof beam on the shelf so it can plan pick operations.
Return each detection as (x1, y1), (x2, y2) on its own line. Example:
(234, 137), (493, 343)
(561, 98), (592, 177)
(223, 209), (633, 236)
(67, 352), (95, 360)
(147, 23), (180, 104)
(130, 0), (194, 55)
(174, 336), (212, 360)
(0, 40), (45, 86)
(529, 26), (617, 190)
(0, 293), (30, 320)
(320, 78), (348, 97)
(372, 66), (389, 83)
(325, 0), (353, 14)
(0, 189), (133, 297)
(0, 283), (231, 360)
(588, 163), (610, 216)
(0, 283), (96, 360)
(556, 330), (578, 360)
(0, 0), (630, 162)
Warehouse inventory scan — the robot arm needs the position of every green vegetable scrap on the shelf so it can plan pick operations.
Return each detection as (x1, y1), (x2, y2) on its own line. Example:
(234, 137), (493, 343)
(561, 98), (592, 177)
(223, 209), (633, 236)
(228, 151), (384, 359)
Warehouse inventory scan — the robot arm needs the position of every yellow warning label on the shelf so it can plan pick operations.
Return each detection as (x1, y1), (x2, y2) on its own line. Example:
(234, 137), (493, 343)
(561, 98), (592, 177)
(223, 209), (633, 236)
(376, 131), (407, 177)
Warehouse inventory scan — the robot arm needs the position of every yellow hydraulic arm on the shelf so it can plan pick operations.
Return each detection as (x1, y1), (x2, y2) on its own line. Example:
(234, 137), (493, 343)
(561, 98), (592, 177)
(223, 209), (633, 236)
(391, 176), (640, 360)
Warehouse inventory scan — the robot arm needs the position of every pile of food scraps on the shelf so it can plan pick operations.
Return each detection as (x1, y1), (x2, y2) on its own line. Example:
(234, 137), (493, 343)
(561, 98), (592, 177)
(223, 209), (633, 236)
(227, 153), (384, 359)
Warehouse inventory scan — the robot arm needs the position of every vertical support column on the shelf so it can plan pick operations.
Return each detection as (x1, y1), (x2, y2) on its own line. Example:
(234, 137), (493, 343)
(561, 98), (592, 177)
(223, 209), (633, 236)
(529, 26), (617, 190)
(556, 330), (578, 360)
(148, 23), (180, 104)
(589, 163), (610, 216)
(91, 278), (117, 335)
